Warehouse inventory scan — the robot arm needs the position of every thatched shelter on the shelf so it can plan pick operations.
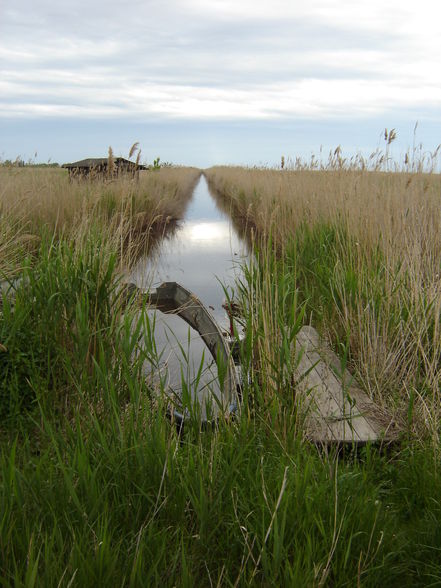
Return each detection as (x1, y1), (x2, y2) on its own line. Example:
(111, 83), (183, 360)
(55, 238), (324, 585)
(62, 157), (147, 180)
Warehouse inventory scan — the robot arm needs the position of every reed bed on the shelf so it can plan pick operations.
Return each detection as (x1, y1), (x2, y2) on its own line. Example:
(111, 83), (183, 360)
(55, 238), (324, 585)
(206, 161), (441, 438)
(2, 155), (441, 584)
(0, 164), (200, 426)
(0, 166), (200, 274)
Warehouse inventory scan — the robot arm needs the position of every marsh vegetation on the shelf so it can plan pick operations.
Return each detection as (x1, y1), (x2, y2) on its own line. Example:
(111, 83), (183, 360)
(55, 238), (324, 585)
(0, 166), (200, 276)
(2, 148), (441, 586)
(205, 154), (441, 440)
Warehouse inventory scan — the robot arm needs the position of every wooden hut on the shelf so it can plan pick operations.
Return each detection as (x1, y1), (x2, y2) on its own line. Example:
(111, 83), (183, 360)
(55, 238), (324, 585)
(62, 157), (147, 180)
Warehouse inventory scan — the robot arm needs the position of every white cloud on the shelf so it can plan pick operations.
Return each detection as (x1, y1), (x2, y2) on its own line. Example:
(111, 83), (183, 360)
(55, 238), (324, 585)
(0, 0), (440, 122)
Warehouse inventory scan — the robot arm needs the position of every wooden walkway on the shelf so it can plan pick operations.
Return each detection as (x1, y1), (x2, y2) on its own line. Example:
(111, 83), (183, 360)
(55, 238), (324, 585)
(295, 326), (396, 444)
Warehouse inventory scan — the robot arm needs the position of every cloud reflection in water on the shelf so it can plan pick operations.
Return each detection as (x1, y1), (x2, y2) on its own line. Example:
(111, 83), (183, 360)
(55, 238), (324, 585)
(131, 176), (248, 416)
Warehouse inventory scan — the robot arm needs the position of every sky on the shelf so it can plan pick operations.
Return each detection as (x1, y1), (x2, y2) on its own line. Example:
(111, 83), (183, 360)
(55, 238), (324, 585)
(1, 0), (440, 167)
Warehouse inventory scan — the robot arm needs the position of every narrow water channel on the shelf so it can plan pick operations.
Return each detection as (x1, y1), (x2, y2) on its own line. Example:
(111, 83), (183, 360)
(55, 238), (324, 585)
(131, 174), (248, 414)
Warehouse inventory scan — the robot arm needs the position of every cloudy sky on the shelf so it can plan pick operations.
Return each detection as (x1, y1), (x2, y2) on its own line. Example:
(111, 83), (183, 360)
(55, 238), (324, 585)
(1, 0), (440, 166)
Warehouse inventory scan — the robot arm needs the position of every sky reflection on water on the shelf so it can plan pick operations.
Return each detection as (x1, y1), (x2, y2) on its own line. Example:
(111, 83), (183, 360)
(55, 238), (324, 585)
(131, 175), (248, 413)
(133, 175), (247, 324)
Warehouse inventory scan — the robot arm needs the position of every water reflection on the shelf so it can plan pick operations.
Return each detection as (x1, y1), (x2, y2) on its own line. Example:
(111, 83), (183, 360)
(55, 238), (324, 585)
(207, 182), (258, 248)
(140, 217), (183, 260)
(131, 175), (249, 415)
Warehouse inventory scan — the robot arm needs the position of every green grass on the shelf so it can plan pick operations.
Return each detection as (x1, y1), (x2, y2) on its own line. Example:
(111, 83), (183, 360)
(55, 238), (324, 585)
(2, 403), (441, 585)
(1, 236), (120, 423)
(2, 167), (441, 585)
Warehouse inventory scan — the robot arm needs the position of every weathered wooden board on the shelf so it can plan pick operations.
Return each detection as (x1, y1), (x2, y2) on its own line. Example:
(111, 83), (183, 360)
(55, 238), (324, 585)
(295, 326), (396, 444)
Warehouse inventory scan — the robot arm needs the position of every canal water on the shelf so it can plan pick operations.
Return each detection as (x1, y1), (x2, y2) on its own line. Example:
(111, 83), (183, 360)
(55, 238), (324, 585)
(131, 174), (248, 414)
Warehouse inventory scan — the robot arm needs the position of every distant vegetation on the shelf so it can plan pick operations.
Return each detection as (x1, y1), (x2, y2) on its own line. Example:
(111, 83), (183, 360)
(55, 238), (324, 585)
(0, 158), (60, 168)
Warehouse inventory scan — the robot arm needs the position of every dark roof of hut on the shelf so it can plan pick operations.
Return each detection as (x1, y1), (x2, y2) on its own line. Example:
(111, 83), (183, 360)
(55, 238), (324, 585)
(62, 157), (147, 170)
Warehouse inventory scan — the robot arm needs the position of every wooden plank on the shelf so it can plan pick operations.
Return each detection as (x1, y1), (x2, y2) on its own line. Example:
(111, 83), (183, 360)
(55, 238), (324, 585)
(294, 326), (396, 444)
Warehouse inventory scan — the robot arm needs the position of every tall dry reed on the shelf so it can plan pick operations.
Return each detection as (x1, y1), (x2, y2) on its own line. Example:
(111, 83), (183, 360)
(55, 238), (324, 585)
(205, 159), (441, 437)
(0, 166), (200, 273)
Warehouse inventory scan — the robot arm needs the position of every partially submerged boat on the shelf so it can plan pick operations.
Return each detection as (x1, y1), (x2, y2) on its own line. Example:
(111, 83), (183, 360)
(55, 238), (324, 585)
(123, 281), (240, 427)
(124, 281), (397, 444)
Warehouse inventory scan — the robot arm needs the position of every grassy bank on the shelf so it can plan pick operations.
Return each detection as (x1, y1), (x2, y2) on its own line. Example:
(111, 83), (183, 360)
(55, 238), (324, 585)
(4, 400), (441, 586)
(205, 163), (441, 440)
(0, 166), (200, 275)
(2, 249), (441, 585)
(2, 160), (441, 585)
